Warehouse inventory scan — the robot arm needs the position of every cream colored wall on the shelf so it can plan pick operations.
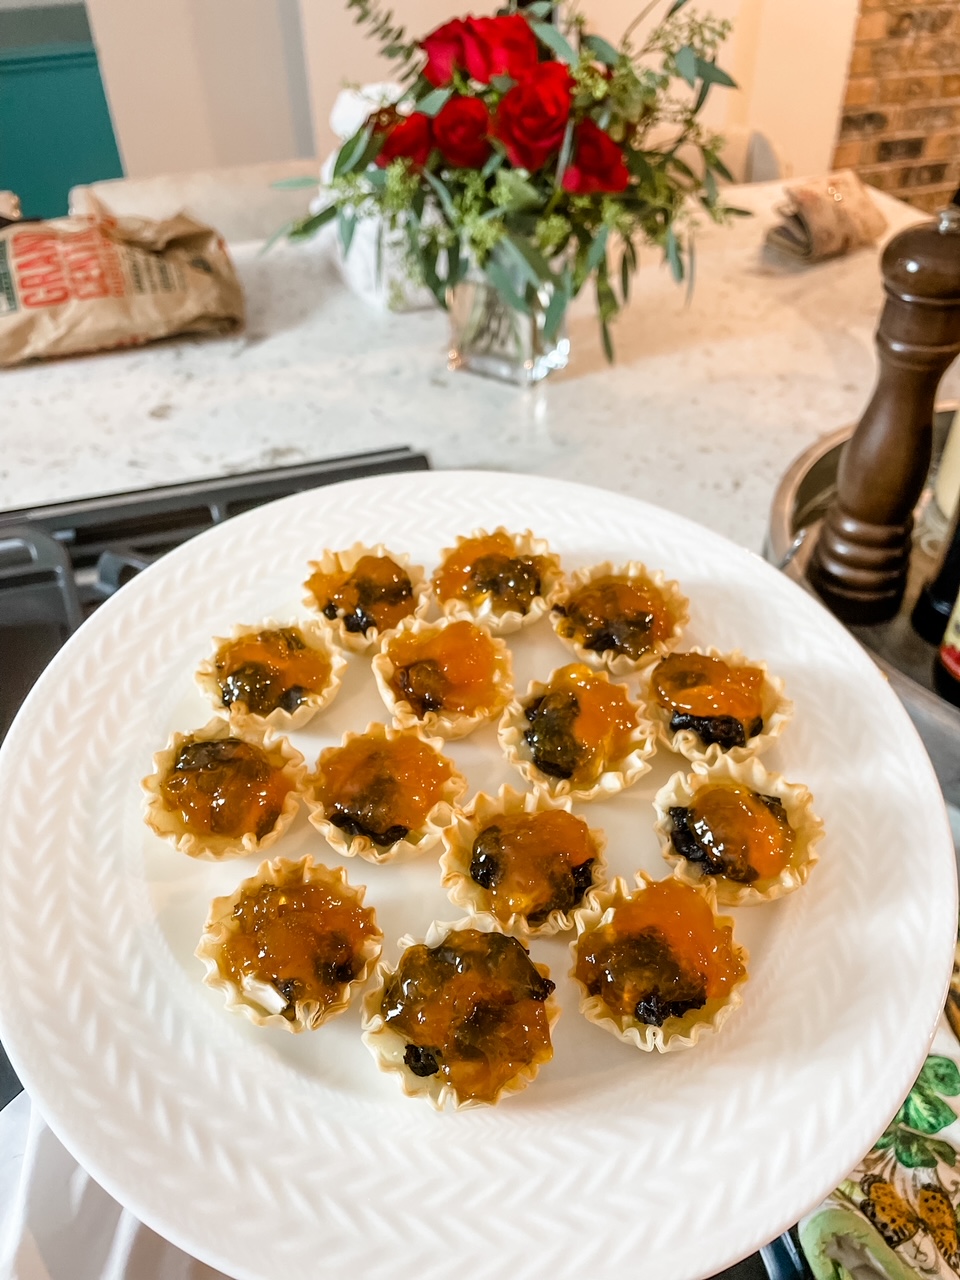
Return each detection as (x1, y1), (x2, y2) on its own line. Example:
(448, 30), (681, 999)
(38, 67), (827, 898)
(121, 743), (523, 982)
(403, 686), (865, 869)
(85, 0), (311, 177)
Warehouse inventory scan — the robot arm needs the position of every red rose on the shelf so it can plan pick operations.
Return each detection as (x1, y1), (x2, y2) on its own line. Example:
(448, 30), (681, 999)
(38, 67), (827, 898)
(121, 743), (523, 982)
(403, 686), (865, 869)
(374, 111), (433, 169)
(470, 14), (539, 82)
(421, 18), (470, 88)
(562, 119), (630, 194)
(493, 63), (573, 172)
(421, 13), (538, 86)
(434, 96), (491, 169)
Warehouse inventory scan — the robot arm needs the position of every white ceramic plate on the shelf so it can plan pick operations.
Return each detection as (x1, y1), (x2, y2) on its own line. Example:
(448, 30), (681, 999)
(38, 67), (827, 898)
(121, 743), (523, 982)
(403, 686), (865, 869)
(0, 471), (955, 1280)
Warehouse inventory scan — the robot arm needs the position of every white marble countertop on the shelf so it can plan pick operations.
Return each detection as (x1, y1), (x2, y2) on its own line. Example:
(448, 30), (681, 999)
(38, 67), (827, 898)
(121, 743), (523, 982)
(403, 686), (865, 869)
(2, 180), (957, 552)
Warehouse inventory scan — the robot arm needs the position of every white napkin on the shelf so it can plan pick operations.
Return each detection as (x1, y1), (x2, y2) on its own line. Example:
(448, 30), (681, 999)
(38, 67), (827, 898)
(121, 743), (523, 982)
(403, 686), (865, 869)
(0, 1093), (227, 1280)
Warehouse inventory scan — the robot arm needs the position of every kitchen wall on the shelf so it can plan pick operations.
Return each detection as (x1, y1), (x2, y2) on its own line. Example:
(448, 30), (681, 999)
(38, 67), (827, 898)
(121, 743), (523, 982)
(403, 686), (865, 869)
(833, 0), (960, 212)
(84, 0), (314, 176)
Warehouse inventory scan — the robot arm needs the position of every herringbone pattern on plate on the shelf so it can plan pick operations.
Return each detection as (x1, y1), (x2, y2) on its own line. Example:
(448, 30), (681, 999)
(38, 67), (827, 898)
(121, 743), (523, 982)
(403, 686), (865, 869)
(0, 472), (953, 1280)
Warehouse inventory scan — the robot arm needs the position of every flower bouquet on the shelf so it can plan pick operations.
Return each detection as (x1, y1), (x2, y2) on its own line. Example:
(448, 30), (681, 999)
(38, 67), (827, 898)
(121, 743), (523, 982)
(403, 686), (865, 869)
(292, 0), (739, 381)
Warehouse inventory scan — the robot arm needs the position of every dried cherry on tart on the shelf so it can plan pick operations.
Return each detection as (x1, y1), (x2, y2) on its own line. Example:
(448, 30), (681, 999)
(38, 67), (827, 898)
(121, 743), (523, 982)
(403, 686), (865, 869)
(378, 928), (556, 1105)
(306, 553), (416, 638)
(433, 530), (550, 619)
(382, 619), (508, 721)
(198, 858), (381, 1031)
(520, 663), (640, 787)
(211, 627), (332, 717)
(669, 782), (794, 884)
(159, 736), (295, 840)
(553, 573), (680, 664)
(651, 652), (765, 749)
(469, 810), (599, 927)
(311, 729), (458, 854)
(574, 878), (746, 1037)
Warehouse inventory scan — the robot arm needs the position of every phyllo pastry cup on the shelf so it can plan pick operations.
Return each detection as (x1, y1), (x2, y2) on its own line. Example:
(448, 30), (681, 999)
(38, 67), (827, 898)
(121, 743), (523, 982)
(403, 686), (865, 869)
(498, 662), (656, 802)
(653, 755), (824, 906)
(646, 647), (792, 765)
(196, 855), (382, 1033)
(439, 785), (607, 936)
(550, 561), (690, 676)
(305, 722), (467, 864)
(195, 618), (347, 733)
(142, 718), (306, 860)
(361, 915), (560, 1109)
(431, 527), (563, 634)
(570, 873), (748, 1052)
(372, 616), (513, 740)
(303, 542), (429, 654)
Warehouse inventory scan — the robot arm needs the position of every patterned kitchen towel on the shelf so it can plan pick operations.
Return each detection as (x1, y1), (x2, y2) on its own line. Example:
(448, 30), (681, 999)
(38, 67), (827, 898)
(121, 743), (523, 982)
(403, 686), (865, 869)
(800, 936), (960, 1280)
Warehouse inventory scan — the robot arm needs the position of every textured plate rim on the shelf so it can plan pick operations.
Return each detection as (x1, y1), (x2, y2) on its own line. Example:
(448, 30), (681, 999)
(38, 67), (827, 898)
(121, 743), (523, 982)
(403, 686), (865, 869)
(0, 470), (954, 1280)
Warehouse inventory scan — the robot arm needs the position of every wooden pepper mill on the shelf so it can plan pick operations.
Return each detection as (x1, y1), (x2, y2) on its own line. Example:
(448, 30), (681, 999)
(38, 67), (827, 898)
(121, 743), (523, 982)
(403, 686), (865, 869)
(809, 206), (960, 624)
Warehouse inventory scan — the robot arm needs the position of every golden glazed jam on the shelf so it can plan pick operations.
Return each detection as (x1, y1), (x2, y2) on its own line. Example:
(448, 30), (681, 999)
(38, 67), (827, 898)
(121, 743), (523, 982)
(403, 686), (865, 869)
(522, 663), (638, 786)
(219, 874), (379, 1021)
(470, 810), (598, 926)
(554, 574), (677, 662)
(381, 927), (555, 1104)
(314, 734), (454, 847)
(159, 738), (293, 839)
(669, 782), (794, 884)
(385, 620), (502, 718)
(213, 627), (332, 716)
(306, 554), (415, 637)
(575, 878), (745, 1028)
(651, 652), (765, 750)
(433, 532), (547, 617)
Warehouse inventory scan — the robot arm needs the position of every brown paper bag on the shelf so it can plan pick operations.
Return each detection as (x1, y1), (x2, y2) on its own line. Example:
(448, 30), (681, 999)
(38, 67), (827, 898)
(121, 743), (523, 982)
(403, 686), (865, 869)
(0, 198), (244, 367)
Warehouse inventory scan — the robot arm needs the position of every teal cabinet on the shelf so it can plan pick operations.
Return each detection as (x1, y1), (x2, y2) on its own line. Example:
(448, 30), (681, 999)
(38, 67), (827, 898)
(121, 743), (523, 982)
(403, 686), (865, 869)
(0, 38), (124, 218)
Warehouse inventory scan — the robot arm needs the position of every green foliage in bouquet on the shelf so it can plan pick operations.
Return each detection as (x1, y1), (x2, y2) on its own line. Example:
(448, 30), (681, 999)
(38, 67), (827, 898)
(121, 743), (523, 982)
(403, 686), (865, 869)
(292, 0), (741, 360)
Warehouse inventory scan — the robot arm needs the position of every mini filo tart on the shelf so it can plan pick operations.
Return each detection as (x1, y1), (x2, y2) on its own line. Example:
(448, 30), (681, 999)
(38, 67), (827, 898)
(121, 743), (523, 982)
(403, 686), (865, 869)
(431, 527), (564, 635)
(305, 721), (467, 864)
(361, 914), (560, 1110)
(646, 646), (793, 766)
(195, 618), (348, 733)
(195, 856), (382, 1033)
(439, 785), (607, 936)
(570, 873), (749, 1053)
(371, 615), (513, 740)
(550, 561), (690, 677)
(142, 718), (306, 860)
(498, 663), (656, 802)
(653, 755), (824, 907)
(303, 542), (430, 654)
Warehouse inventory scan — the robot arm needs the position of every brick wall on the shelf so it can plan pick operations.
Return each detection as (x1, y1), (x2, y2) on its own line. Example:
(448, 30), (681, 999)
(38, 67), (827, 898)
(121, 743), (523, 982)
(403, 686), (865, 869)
(832, 1), (960, 213)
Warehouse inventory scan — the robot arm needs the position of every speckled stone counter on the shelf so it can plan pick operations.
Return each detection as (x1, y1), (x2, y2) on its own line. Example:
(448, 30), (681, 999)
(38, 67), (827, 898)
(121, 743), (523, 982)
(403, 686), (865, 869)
(3, 181), (956, 552)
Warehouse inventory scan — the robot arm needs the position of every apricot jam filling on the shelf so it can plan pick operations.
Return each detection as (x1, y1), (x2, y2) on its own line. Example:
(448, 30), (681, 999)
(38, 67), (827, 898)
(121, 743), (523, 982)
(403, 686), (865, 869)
(433, 532), (546, 617)
(651, 652), (765, 749)
(213, 627), (331, 715)
(159, 738), (293, 839)
(315, 735), (453, 847)
(554, 575), (677, 662)
(218, 877), (378, 1020)
(307, 555), (414, 636)
(575, 879), (744, 1027)
(670, 782), (794, 884)
(523, 664), (638, 784)
(470, 810), (598, 926)
(380, 928), (555, 1104)
(386, 621), (501, 718)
